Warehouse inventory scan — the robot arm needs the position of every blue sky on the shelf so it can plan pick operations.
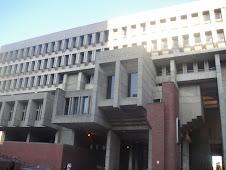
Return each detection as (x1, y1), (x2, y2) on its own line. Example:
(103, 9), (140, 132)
(0, 0), (198, 45)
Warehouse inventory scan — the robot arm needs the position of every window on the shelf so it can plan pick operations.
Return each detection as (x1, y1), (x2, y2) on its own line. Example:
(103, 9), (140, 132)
(65, 55), (69, 66)
(80, 35), (84, 46)
(88, 34), (92, 45)
(203, 11), (210, 22)
(73, 97), (79, 115)
(198, 62), (204, 72)
(96, 32), (100, 44)
(9, 105), (14, 121)
(157, 67), (162, 76)
(192, 13), (199, 25)
(65, 39), (69, 50)
(88, 51), (92, 62)
(166, 65), (170, 75)
(128, 73), (138, 97)
(217, 30), (225, 42)
(177, 64), (183, 74)
(206, 32), (213, 43)
(152, 40), (157, 50)
(64, 98), (70, 115)
(107, 76), (115, 99)
(122, 27), (127, 37)
(58, 56), (62, 67)
(87, 75), (92, 84)
(194, 34), (201, 44)
(21, 105), (27, 121)
(82, 96), (89, 114)
(187, 63), (193, 73)
(181, 15), (187, 27)
(173, 37), (179, 48)
(141, 23), (146, 33)
(104, 30), (109, 42)
(58, 40), (62, 51)
(183, 35), (189, 46)
(131, 25), (136, 36)
(208, 60), (216, 70)
(113, 29), (118, 40)
(59, 74), (64, 84)
(215, 9), (222, 20)
(162, 39), (168, 49)
(35, 103), (43, 121)
(80, 52), (84, 63)
(150, 21), (156, 31)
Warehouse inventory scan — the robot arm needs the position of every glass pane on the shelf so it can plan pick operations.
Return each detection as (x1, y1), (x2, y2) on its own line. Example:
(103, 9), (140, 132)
(128, 73), (138, 97)
(73, 97), (79, 115)
(64, 98), (70, 115)
(82, 96), (89, 114)
(107, 76), (115, 99)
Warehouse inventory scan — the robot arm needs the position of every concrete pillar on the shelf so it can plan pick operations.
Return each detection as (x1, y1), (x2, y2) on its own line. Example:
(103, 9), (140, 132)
(215, 53), (226, 170)
(148, 129), (152, 170)
(26, 132), (30, 142)
(105, 130), (120, 170)
(128, 145), (133, 170)
(170, 59), (178, 87)
(182, 138), (189, 170)
(25, 100), (37, 126)
(0, 102), (12, 126)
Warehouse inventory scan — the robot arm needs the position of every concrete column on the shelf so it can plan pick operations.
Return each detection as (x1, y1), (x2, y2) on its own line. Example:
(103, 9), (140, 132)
(148, 129), (152, 170)
(11, 101), (24, 126)
(25, 100), (37, 126)
(113, 61), (120, 108)
(128, 145), (133, 170)
(221, 7), (226, 24)
(210, 9), (215, 24)
(105, 130), (120, 170)
(77, 72), (86, 90)
(215, 53), (226, 170)
(170, 59), (177, 87)
(26, 132), (30, 142)
(0, 102), (12, 126)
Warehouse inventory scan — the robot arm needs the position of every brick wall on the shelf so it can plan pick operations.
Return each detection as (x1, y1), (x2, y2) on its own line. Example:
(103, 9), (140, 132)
(147, 82), (180, 170)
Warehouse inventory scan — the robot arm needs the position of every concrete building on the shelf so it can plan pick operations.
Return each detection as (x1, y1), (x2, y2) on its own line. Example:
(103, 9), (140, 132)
(0, 0), (226, 169)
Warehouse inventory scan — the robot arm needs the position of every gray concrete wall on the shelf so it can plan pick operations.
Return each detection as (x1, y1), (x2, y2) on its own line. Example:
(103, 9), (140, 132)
(105, 130), (120, 170)
(179, 84), (203, 125)
(66, 73), (78, 91)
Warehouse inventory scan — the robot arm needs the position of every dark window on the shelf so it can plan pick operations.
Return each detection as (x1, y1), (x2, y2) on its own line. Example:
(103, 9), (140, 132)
(104, 30), (109, 42)
(128, 73), (138, 97)
(157, 67), (162, 76)
(88, 34), (92, 45)
(80, 53), (84, 63)
(82, 96), (89, 114)
(87, 75), (91, 84)
(64, 98), (70, 115)
(80, 36), (84, 46)
(73, 97), (79, 115)
(198, 62), (204, 72)
(59, 74), (64, 84)
(107, 76), (115, 99)
(88, 51), (92, 62)
(208, 60), (216, 70)
(177, 64), (183, 74)
(187, 63), (193, 73)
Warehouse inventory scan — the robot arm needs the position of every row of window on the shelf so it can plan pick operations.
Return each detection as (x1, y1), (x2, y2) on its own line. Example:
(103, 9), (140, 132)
(112, 8), (224, 39)
(0, 73), (64, 92)
(106, 73), (138, 99)
(1, 7), (224, 64)
(0, 50), (99, 78)
(0, 31), (109, 64)
(157, 60), (216, 76)
(1, 102), (43, 123)
(64, 96), (90, 115)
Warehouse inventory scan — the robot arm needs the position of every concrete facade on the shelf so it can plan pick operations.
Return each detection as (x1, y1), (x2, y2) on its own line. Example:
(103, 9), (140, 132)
(0, 0), (226, 169)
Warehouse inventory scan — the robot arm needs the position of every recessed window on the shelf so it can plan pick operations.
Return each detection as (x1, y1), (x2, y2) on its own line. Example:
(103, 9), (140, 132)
(208, 60), (216, 70)
(162, 39), (168, 49)
(35, 103), (43, 121)
(64, 98), (70, 115)
(177, 64), (183, 74)
(59, 74), (64, 84)
(152, 40), (157, 50)
(122, 27), (127, 37)
(107, 76), (115, 99)
(198, 62), (204, 72)
(96, 32), (100, 44)
(80, 35), (84, 46)
(203, 11), (210, 22)
(205, 32), (213, 43)
(157, 67), (162, 76)
(141, 23), (146, 33)
(104, 30), (109, 42)
(88, 34), (92, 45)
(82, 96), (89, 114)
(128, 73), (138, 97)
(173, 37), (179, 48)
(88, 51), (92, 62)
(217, 30), (225, 42)
(187, 63), (193, 73)
(73, 97), (79, 115)
(166, 65), (170, 75)
(194, 33), (201, 44)
(65, 39), (69, 50)
(80, 52), (84, 63)
(183, 35), (189, 46)
(131, 25), (136, 36)
(214, 9), (222, 20)
(113, 29), (118, 40)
